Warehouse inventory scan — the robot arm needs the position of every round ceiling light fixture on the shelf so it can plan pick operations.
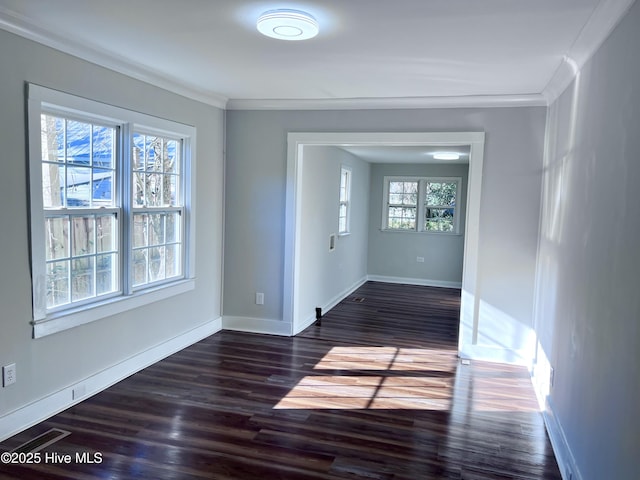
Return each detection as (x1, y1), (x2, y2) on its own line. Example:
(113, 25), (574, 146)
(433, 152), (461, 161)
(257, 9), (319, 40)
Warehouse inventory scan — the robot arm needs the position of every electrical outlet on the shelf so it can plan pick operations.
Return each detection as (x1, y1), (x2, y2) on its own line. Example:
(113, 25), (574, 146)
(2, 363), (16, 387)
(416, 256), (425, 263)
(256, 292), (264, 305)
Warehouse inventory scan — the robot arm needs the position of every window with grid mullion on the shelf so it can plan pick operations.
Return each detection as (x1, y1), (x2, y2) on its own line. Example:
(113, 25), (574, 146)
(29, 84), (196, 336)
(40, 111), (120, 310)
(131, 131), (183, 288)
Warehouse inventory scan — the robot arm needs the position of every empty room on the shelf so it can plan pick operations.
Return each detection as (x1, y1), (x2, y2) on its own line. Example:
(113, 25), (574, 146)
(0, 1), (638, 479)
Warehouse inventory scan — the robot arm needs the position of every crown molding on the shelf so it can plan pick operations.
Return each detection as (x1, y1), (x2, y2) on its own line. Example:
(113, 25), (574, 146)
(226, 94), (547, 111)
(0, 6), (228, 109)
(2, 0), (634, 112)
(542, 0), (636, 104)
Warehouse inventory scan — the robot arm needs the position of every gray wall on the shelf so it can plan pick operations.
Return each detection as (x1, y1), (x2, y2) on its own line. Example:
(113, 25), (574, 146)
(224, 106), (546, 338)
(298, 147), (370, 324)
(0, 30), (224, 417)
(534, 2), (640, 479)
(368, 163), (468, 285)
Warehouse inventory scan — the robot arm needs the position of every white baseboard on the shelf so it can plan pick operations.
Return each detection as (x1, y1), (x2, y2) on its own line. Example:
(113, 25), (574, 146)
(458, 344), (533, 367)
(296, 275), (368, 335)
(367, 275), (462, 289)
(0, 318), (221, 442)
(543, 398), (583, 480)
(222, 316), (292, 336)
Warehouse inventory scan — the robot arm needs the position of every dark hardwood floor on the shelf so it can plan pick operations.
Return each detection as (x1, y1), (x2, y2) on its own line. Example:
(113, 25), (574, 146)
(0, 282), (562, 479)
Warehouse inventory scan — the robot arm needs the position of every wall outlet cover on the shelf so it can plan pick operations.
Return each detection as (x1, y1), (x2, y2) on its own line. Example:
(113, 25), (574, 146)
(2, 363), (17, 387)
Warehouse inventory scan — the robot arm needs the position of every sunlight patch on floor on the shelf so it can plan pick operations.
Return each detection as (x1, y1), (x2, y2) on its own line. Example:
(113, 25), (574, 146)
(312, 346), (457, 372)
(274, 375), (453, 410)
(275, 346), (541, 412)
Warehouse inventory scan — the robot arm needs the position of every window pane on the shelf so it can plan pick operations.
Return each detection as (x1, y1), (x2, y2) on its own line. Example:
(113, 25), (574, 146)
(92, 168), (114, 206)
(388, 193), (403, 204)
(66, 120), (91, 165)
(92, 125), (114, 168)
(41, 164), (64, 208)
(45, 216), (69, 261)
(146, 136), (160, 171)
(149, 246), (164, 282)
(388, 206), (416, 229)
(46, 261), (69, 308)
(96, 215), (116, 253)
(96, 253), (117, 295)
(165, 244), (181, 278)
(164, 174), (178, 206)
(66, 166), (92, 207)
(426, 182), (457, 206)
(340, 169), (349, 202)
(425, 208), (455, 232)
(132, 249), (148, 287)
(133, 214), (148, 248)
(148, 214), (166, 246)
(133, 133), (145, 171)
(41, 114), (64, 163)
(389, 182), (418, 205)
(165, 139), (179, 174)
(72, 216), (95, 256)
(133, 171), (145, 206)
(166, 212), (181, 243)
(71, 257), (95, 301)
(145, 173), (162, 206)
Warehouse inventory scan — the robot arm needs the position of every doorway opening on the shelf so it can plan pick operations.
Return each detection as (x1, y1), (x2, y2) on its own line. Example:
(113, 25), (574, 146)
(283, 132), (485, 358)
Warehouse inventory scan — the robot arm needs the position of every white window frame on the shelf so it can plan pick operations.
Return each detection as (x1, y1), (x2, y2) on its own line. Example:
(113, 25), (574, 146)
(338, 166), (352, 235)
(382, 176), (461, 234)
(27, 84), (196, 338)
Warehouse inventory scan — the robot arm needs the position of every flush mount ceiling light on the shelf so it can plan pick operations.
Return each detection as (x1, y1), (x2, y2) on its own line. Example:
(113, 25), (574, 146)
(433, 152), (461, 161)
(257, 9), (319, 40)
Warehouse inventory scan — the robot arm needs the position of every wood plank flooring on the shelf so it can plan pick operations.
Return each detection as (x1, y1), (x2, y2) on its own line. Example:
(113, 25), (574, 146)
(0, 282), (562, 479)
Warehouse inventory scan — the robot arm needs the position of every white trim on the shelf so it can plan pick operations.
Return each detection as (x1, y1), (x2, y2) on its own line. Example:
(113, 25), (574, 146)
(285, 132), (485, 351)
(367, 275), (462, 289)
(297, 276), (368, 335)
(222, 316), (293, 336)
(457, 343), (533, 366)
(0, 319), (221, 443)
(227, 94), (547, 111)
(33, 279), (195, 338)
(0, 6), (227, 109)
(542, 0), (636, 104)
(543, 399), (583, 480)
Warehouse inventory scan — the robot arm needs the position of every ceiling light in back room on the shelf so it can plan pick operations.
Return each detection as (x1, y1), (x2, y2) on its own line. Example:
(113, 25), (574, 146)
(433, 152), (461, 161)
(257, 9), (319, 40)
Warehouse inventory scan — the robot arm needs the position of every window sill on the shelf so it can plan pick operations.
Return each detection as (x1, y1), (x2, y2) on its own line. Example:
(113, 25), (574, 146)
(32, 278), (195, 338)
(380, 229), (462, 236)
(338, 232), (351, 237)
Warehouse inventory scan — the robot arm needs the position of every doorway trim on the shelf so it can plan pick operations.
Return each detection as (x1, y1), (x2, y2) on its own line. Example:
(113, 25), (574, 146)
(284, 132), (485, 355)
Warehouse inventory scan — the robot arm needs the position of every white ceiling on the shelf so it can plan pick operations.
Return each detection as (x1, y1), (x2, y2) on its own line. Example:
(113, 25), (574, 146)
(0, 0), (634, 108)
(339, 145), (470, 164)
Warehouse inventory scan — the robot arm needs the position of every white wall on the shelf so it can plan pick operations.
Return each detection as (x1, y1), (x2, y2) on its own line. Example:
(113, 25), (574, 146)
(368, 162), (468, 287)
(297, 146), (369, 328)
(533, 2), (640, 479)
(224, 106), (546, 359)
(0, 30), (224, 435)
